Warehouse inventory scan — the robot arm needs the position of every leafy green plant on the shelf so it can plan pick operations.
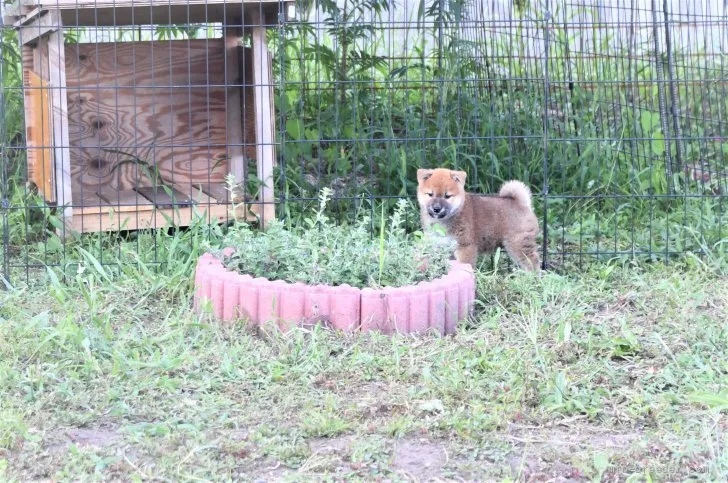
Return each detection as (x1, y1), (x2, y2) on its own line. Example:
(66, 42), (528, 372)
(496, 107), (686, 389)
(217, 181), (455, 289)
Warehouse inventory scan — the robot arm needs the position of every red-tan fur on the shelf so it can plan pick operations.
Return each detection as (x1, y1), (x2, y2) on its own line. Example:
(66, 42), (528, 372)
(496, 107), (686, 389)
(417, 168), (540, 271)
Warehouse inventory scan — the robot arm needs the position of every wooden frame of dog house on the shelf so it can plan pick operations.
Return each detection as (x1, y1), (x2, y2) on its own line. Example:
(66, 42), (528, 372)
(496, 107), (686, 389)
(3, 0), (293, 233)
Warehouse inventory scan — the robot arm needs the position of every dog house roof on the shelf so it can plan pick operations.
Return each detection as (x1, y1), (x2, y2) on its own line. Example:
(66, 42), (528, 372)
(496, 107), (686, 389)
(3, 0), (296, 27)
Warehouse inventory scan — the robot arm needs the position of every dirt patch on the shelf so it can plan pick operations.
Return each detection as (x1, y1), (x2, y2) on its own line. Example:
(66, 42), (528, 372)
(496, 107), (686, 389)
(5, 428), (124, 481)
(507, 454), (585, 482)
(45, 428), (121, 453)
(595, 293), (638, 321)
(503, 425), (642, 482)
(294, 428), (642, 481)
(308, 434), (356, 455)
(237, 458), (291, 482)
(65, 428), (120, 448)
(307, 435), (450, 479)
(506, 424), (640, 451)
(391, 438), (448, 480)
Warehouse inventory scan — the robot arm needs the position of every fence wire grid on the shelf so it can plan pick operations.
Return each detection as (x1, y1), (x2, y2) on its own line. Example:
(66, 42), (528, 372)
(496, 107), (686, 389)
(1, 0), (727, 284)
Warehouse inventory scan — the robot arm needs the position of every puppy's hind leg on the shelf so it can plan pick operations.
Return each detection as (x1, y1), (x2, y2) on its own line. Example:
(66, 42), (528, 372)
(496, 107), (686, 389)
(503, 234), (541, 272)
(455, 244), (479, 269)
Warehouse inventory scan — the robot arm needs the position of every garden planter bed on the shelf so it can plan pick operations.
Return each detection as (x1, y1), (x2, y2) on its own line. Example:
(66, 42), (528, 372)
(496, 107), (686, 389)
(193, 250), (476, 335)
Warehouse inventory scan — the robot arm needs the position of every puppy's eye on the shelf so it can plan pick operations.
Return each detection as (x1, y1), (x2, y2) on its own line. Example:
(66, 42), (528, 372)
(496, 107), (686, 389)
(427, 192), (434, 197)
(444, 193), (452, 199)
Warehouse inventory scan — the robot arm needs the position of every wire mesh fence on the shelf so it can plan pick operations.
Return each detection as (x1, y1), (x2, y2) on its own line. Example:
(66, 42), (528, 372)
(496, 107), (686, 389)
(1, 0), (727, 285)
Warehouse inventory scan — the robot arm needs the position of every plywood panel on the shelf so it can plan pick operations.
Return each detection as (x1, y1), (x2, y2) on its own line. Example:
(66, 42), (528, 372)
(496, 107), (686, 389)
(70, 187), (258, 233)
(135, 185), (196, 209)
(65, 39), (257, 196)
(95, 187), (153, 213)
(76, 188), (106, 208)
(199, 183), (231, 203)
(23, 69), (55, 202)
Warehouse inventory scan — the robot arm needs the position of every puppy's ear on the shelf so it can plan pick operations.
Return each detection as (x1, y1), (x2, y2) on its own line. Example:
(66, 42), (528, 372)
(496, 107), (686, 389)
(450, 170), (467, 185)
(417, 169), (434, 184)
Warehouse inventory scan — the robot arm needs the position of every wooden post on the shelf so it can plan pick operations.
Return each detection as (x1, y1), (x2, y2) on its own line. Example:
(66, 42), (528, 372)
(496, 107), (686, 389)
(223, 21), (246, 190)
(17, 9), (60, 46)
(17, 8), (73, 232)
(46, 22), (73, 232)
(248, 7), (276, 228)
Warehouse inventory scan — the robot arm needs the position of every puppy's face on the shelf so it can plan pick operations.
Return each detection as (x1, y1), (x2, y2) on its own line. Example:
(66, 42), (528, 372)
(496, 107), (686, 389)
(417, 168), (467, 221)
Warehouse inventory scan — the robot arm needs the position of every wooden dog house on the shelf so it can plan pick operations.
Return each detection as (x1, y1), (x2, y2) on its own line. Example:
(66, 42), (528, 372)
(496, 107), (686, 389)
(3, 0), (294, 233)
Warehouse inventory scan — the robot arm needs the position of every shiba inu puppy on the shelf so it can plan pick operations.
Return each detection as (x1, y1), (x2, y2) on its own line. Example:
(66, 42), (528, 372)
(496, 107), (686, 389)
(417, 168), (540, 271)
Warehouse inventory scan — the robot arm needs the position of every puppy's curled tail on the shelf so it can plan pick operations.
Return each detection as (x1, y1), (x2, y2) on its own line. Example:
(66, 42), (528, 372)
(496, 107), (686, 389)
(499, 180), (533, 211)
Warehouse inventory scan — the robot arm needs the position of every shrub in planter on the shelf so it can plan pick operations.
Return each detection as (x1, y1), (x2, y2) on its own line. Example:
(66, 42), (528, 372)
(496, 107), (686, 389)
(194, 188), (476, 334)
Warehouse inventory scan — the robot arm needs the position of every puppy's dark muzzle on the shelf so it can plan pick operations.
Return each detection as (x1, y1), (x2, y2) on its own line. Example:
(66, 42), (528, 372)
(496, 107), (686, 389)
(428, 204), (449, 219)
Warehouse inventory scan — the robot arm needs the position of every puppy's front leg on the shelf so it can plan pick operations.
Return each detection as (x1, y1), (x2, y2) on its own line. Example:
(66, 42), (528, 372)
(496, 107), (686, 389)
(455, 244), (478, 268)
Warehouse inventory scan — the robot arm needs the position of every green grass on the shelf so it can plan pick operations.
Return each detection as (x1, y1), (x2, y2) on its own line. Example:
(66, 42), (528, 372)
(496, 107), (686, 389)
(1, 258), (726, 481)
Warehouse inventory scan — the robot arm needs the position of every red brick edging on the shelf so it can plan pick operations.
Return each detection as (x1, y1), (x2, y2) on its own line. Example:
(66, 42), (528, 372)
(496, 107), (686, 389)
(193, 249), (476, 334)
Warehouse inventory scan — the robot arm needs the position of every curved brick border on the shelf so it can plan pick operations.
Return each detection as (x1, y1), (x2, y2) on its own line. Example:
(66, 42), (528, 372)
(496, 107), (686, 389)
(193, 248), (475, 335)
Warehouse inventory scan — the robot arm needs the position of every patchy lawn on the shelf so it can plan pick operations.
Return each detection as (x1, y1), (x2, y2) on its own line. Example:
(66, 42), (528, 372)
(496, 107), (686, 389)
(1, 261), (726, 481)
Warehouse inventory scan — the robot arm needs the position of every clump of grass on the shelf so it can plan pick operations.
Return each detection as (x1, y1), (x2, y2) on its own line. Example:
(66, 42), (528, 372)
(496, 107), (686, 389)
(218, 182), (455, 288)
